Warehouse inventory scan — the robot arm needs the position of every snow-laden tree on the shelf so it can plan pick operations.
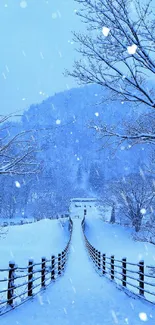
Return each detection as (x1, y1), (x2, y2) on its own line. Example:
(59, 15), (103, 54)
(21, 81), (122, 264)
(106, 174), (155, 232)
(0, 114), (39, 175)
(110, 202), (116, 223)
(69, 0), (155, 145)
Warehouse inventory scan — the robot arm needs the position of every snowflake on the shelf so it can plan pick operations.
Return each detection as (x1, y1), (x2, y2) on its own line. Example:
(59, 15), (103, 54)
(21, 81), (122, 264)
(102, 27), (110, 37)
(139, 312), (148, 321)
(127, 44), (137, 55)
(95, 112), (99, 117)
(20, 1), (27, 8)
(15, 181), (21, 188)
(52, 12), (57, 19)
(40, 52), (44, 60)
(140, 208), (146, 215)
(56, 119), (61, 125)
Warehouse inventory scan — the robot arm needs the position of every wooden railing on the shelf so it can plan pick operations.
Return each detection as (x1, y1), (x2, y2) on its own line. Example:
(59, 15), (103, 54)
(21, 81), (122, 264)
(0, 217), (73, 316)
(81, 217), (155, 304)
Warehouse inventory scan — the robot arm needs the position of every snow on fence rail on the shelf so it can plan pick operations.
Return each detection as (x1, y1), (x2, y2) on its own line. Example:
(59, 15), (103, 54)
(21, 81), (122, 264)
(0, 218), (73, 316)
(81, 217), (155, 304)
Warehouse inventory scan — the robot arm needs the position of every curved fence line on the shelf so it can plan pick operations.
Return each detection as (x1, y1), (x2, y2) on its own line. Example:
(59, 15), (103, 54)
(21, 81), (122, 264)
(81, 217), (155, 304)
(0, 217), (73, 316)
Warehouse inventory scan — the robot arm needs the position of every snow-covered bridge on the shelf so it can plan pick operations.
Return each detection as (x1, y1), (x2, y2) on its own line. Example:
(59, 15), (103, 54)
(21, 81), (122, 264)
(1, 216), (155, 325)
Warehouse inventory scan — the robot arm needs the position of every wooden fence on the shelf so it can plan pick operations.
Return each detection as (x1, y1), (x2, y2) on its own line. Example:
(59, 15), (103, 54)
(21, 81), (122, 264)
(81, 217), (155, 304)
(0, 217), (73, 316)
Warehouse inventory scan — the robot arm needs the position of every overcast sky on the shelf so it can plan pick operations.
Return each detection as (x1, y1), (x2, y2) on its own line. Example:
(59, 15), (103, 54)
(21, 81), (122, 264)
(0, 0), (83, 115)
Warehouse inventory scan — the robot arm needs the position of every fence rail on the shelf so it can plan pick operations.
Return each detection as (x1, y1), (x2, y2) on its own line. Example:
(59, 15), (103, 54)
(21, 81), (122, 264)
(81, 217), (155, 304)
(0, 217), (73, 316)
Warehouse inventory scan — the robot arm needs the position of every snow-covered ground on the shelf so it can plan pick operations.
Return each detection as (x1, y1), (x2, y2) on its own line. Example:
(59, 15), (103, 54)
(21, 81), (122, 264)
(1, 204), (155, 324)
(1, 218), (155, 325)
(0, 218), (69, 269)
(85, 214), (155, 266)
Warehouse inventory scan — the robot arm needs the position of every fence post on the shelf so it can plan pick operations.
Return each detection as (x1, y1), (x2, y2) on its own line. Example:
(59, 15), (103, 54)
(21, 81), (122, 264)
(41, 257), (46, 288)
(58, 253), (61, 275)
(28, 259), (33, 296)
(51, 255), (55, 280)
(139, 260), (144, 295)
(102, 254), (106, 274)
(7, 261), (15, 306)
(91, 246), (94, 260)
(62, 251), (65, 270)
(122, 258), (127, 287)
(95, 250), (98, 266)
(98, 251), (101, 270)
(111, 255), (115, 280)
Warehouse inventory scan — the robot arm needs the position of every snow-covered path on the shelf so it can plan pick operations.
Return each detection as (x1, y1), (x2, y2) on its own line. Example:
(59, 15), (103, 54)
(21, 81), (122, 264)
(1, 219), (155, 325)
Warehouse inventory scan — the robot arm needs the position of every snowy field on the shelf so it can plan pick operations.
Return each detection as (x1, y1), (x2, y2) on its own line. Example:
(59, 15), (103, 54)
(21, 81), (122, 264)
(85, 216), (155, 265)
(0, 218), (70, 313)
(0, 218), (69, 269)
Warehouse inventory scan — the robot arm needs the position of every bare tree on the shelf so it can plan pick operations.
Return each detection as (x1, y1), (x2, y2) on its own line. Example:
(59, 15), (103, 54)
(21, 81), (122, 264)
(110, 202), (116, 223)
(0, 113), (40, 175)
(105, 174), (155, 232)
(69, 0), (155, 145)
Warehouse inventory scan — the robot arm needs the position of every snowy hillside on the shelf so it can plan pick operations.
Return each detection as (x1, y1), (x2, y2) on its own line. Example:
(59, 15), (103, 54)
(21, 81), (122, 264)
(0, 218), (69, 269)
(85, 216), (155, 266)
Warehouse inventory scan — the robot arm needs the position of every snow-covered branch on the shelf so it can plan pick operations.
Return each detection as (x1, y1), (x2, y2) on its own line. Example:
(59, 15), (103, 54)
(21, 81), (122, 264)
(69, 0), (155, 108)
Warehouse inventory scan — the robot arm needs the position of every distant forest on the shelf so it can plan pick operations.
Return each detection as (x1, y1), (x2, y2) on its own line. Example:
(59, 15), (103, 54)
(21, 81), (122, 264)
(0, 84), (148, 219)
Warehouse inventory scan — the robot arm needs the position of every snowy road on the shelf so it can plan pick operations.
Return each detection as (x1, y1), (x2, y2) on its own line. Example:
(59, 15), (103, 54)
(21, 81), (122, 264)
(1, 219), (155, 325)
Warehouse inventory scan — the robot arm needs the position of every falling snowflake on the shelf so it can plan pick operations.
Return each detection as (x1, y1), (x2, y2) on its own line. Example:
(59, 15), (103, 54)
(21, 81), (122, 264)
(127, 44), (137, 55)
(95, 112), (99, 117)
(22, 50), (26, 57)
(20, 1), (27, 8)
(102, 26), (110, 37)
(52, 12), (57, 19)
(57, 10), (61, 18)
(139, 312), (148, 321)
(15, 181), (21, 188)
(2, 72), (6, 80)
(58, 51), (62, 58)
(63, 307), (67, 314)
(56, 119), (61, 125)
(5, 65), (9, 73)
(40, 52), (44, 60)
(140, 208), (146, 215)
